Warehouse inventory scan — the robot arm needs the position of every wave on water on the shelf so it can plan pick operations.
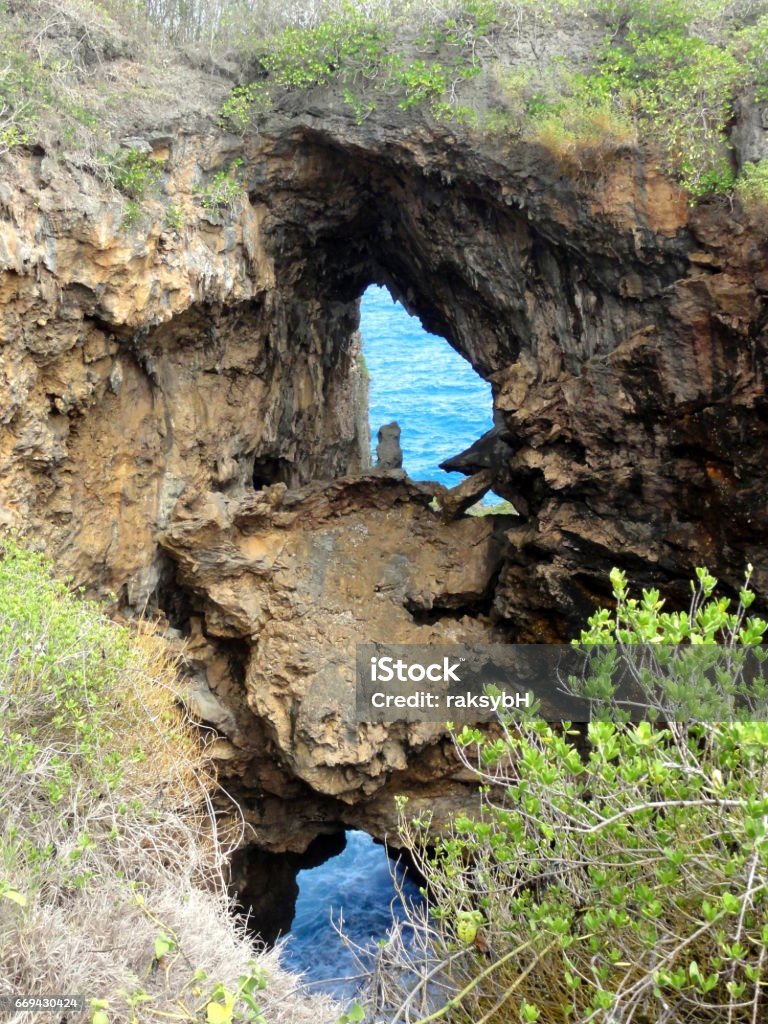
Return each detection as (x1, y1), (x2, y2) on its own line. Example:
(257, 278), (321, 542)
(279, 831), (423, 998)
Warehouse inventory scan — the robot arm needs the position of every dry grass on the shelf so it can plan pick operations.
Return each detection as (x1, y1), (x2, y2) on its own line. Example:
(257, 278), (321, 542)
(0, 539), (341, 1024)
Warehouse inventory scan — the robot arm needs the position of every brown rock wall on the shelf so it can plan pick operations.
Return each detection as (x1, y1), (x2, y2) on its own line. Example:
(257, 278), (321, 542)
(1, 84), (767, 846)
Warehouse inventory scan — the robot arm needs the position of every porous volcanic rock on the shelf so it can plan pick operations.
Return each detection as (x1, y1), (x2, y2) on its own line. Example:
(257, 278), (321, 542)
(1, 36), (767, 845)
(158, 473), (509, 844)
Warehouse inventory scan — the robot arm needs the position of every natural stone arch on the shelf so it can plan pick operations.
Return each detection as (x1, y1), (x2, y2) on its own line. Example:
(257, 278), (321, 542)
(242, 117), (767, 632)
(2, 102), (768, 849)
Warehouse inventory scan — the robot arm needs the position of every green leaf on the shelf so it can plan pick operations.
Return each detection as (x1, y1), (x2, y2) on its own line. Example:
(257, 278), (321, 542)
(0, 886), (27, 906)
(207, 1001), (233, 1024)
(206, 984), (236, 1024)
(153, 932), (175, 960)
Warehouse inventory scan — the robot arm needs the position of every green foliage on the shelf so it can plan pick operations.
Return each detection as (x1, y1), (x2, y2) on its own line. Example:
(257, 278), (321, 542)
(222, 0), (496, 128)
(586, 2), (742, 195)
(108, 148), (163, 199)
(343, 87), (375, 124)
(383, 566), (768, 1023)
(258, 9), (390, 90)
(163, 203), (184, 232)
(219, 82), (272, 131)
(204, 967), (267, 1023)
(580, 564), (766, 645)
(0, 38), (48, 153)
(0, 538), (310, 1022)
(121, 199), (143, 230)
(387, 56), (453, 110)
(5, 0), (768, 214)
(214, 0), (768, 207)
(0, 540), (133, 798)
(336, 1002), (365, 1024)
(0, 9), (116, 157)
(735, 13), (768, 101)
(569, 566), (768, 723)
(736, 159), (768, 206)
(101, 148), (164, 231)
(195, 159), (246, 212)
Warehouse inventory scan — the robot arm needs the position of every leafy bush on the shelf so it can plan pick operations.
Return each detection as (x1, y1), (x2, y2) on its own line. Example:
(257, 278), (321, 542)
(736, 159), (768, 206)
(0, 38), (48, 154)
(220, 82), (272, 131)
(107, 148), (164, 199)
(259, 11), (391, 90)
(0, 3), (129, 158)
(0, 538), (338, 1024)
(220, 0), (494, 127)
(195, 159), (246, 213)
(369, 566), (768, 1023)
(587, 2), (741, 196)
(164, 202), (185, 232)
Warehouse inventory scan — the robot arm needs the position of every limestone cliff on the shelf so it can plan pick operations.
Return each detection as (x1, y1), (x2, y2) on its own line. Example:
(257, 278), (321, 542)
(1, 38), (767, 849)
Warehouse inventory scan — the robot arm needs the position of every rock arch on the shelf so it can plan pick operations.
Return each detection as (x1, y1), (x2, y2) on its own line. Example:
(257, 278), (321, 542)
(1, 106), (767, 846)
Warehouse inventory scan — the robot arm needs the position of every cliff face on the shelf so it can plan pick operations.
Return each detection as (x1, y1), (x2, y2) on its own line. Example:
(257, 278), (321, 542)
(1, 81), (767, 847)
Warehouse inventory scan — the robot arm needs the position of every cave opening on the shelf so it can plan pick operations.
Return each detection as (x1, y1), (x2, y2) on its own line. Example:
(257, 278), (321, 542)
(360, 284), (503, 504)
(232, 830), (425, 999)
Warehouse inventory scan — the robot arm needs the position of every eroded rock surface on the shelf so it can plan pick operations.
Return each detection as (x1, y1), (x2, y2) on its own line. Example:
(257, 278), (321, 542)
(159, 473), (509, 845)
(1, 47), (767, 846)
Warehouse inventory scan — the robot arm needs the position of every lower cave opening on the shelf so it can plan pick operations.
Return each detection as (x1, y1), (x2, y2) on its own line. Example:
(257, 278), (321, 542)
(251, 455), (291, 490)
(231, 830), (425, 999)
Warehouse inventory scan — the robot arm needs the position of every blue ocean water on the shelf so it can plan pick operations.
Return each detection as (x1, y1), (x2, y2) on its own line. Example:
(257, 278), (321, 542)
(280, 831), (422, 998)
(361, 285), (497, 495)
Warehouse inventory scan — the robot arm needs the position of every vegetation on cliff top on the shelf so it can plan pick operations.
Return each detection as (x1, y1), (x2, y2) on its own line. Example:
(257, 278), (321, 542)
(3, 0), (768, 205)
(365, 566), (768, 1023)
(0, 538), (339, 1024)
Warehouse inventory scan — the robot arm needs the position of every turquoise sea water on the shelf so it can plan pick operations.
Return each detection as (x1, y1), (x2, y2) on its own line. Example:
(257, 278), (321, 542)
(361, 285), (495, 492)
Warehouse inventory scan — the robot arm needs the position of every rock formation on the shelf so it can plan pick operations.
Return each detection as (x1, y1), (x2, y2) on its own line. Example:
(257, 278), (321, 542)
(375, 421), (403, 469)
(1, 33), (767, 850)
(160, 472), (508, 846)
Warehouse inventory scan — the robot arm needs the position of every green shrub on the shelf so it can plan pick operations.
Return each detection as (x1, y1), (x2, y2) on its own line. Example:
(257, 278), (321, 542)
(736, 160), (768, 206)
(371, 566), (768, 1024)
(219, 82), (272, 131)
(222, 0), (495, 127)
(259, 12), (390, 90)
(195, 159), (246, 213)
(163, 202), (185, 232)
(0, 39), (48, 154)
(121, 198), (144, 229)
(107, 148), (164, 199)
